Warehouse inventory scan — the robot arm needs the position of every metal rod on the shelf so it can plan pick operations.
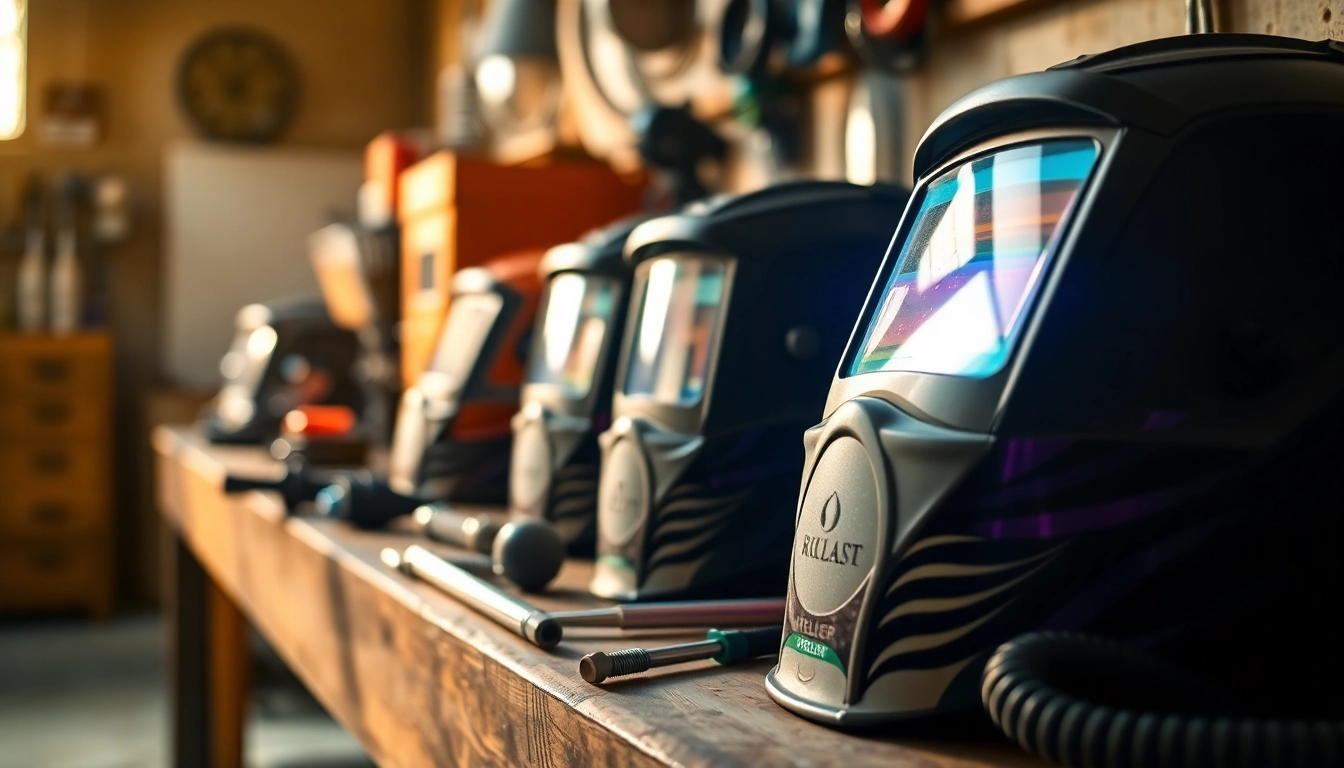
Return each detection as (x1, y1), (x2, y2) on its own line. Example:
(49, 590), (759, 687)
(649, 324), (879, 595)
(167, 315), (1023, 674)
(381, 545), (492, 575)
(549, 598), (785, 629)
(412, 503), (501, 554)
(1185, 0), (1214, 34)
(579, 626), (783, 684)
(384, 545), (563, 649)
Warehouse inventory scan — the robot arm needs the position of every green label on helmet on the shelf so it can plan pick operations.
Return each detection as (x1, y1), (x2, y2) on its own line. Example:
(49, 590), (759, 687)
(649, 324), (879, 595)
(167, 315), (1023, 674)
(785, 632), (846, 673)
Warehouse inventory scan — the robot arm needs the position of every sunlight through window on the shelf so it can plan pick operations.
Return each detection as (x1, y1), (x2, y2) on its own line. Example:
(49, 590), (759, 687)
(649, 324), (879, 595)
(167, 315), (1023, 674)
(0, 0), (24, 140)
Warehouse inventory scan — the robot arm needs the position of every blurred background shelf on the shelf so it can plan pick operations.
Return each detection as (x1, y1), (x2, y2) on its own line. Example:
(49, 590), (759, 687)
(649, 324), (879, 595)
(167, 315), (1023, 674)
(0, 332), (113, 620)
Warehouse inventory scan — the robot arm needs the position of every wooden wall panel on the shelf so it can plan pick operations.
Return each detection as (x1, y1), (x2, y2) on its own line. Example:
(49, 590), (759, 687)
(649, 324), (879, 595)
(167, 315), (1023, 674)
(807, 0), (1341, 185)
(1, 0), (434, 608)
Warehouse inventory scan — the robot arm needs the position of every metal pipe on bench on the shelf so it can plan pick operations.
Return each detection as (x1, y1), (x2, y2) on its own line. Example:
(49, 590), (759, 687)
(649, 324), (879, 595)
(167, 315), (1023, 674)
(381, 545), (563, 649)
(549, 599), (785, 630)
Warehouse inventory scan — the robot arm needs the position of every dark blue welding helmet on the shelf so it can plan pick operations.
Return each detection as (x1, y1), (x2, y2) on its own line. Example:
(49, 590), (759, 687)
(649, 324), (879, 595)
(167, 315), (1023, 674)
(509, 215), (647, 551)
(768, 35), (1344, 726)
(590, 181), (909, 601)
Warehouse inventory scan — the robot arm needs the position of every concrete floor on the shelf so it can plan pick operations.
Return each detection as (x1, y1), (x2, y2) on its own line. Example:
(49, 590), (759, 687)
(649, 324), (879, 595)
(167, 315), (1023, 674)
(0, 614), (374, 768)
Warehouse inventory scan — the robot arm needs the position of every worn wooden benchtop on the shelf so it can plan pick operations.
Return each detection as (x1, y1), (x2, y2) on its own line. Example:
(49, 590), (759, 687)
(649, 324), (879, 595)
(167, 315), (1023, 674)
(153, 424), (1042, 768)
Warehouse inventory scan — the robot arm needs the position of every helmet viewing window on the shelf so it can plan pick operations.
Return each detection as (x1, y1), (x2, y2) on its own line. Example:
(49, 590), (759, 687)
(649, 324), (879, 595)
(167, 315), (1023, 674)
(526, 272), (619, 399)
(623, 256), (727, 407)
(422, 291), (504, 402)
(851, 139), (1098, 379)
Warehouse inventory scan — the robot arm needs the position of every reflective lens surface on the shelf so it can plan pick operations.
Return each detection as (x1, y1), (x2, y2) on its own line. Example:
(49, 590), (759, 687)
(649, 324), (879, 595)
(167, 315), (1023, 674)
(624, 256), (727, 407)
(422, 291), (503, 401)
(851, 140), (1098, 378)
(527, 272), (618, 399)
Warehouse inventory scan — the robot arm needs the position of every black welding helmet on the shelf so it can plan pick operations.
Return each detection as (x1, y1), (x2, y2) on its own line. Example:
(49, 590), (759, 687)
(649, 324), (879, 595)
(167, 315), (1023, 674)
(509, 215), (647, 550)
(206, 298), (361, 445)
(309, 221), (402, 449)
(387, 252), (543, 503)
(591, 181), (909, 601)
(768, 34), (1344, 726)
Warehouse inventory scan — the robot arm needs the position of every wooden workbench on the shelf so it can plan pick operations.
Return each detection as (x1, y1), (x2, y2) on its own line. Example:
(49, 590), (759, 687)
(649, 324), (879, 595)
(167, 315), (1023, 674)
(154, 425), (1042, 768)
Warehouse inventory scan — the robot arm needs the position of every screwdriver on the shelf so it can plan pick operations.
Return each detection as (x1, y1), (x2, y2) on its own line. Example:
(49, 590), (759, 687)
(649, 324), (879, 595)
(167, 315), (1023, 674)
(579, 626), (783, 684)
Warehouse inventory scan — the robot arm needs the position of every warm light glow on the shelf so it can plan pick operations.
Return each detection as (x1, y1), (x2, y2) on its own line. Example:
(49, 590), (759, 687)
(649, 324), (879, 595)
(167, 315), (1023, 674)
(845, 83), (877, 186)
(219, 351), (245, 380)
(218, 390), (255, 426)
(0, 1), (23, 140)
(282, 410), (309, 434)
(0, 1), (18, 36)
(543, 273), (586, 373)
(310, 225), (373, 330)
(637, 259), (677, 364)
(246, 325), (279, 358)
(475, 54), (517, 106)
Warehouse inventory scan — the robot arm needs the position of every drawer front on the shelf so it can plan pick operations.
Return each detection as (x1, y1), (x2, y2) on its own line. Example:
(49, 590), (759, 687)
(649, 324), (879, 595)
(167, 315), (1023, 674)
(0, 446), (108, 535)
(0, 395), (109, 439)
(0, 337), (111, 396)
(0, 540), (104, 607)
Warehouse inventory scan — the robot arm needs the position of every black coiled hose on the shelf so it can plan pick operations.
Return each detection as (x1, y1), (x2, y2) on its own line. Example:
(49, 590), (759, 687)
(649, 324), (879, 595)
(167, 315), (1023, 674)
(982, 632), (1344, 768)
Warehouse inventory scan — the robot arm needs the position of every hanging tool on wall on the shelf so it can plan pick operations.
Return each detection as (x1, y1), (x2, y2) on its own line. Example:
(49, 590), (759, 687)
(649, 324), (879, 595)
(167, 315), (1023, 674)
(712, 0), (820, 174)
(472, 0), (565, 162)
(1186, 0), (1214, 33)
(87, 175), (130, 329)
(50, 172), (87, 335)
(630, 104), (728, 206)
(844, 0), (936, 73)
(15, 173), (46, 332)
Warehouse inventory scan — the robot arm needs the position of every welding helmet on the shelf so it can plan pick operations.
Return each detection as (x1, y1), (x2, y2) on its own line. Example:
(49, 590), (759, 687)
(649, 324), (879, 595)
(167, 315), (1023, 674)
(309, 221), (402, 449)
(591, 181), (909, 601)
(207, 298), (362, 445)
(510, 215), (647, 550)
(387, 251), (544, 503)
(767, 34), (1344, 726)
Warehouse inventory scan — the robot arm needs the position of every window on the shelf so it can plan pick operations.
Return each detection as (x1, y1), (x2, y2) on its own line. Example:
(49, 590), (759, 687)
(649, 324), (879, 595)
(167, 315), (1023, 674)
(0, 0), (24, 140)
(850, 140), (1098, 378)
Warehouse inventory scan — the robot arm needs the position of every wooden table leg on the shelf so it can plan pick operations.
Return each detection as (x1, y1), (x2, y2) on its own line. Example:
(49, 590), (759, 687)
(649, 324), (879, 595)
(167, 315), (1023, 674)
(209, 576), (249, 768)
(167, 531), (250, 768)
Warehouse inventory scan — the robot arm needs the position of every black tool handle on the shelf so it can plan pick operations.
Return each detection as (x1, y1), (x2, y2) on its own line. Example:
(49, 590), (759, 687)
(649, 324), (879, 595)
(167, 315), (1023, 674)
(740, 625), (786, 660)
(223, 475), (281, 494)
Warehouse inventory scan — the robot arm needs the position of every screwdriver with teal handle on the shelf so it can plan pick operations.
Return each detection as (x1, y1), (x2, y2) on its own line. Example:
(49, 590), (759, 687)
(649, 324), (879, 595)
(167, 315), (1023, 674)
(579, 626), (783, 684)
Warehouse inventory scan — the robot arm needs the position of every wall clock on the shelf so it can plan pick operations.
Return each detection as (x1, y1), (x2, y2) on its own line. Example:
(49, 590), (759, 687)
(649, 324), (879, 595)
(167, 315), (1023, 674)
(175, 27), (299, 143)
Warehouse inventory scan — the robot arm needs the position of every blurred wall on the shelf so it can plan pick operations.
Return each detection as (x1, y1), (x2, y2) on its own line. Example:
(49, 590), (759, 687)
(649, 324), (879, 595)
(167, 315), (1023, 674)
(811, 0), (1343, 183)
(906, 0), (1339, 162)
(0, 0), (433, 606)
(162, 144), (363, 388)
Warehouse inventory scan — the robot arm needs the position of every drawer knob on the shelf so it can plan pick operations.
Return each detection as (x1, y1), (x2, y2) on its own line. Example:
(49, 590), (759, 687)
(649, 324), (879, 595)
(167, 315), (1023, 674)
(31, 550), (70, 571)
(31, 358), (71, 382)
(33, 452), (70, 473)
(31, 504), (71, 525)
(32, 402), (71, 424)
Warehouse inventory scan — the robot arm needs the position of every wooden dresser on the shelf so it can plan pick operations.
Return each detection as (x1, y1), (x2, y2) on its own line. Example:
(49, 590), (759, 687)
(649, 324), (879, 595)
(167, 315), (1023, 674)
(0, 332), (114, 619)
